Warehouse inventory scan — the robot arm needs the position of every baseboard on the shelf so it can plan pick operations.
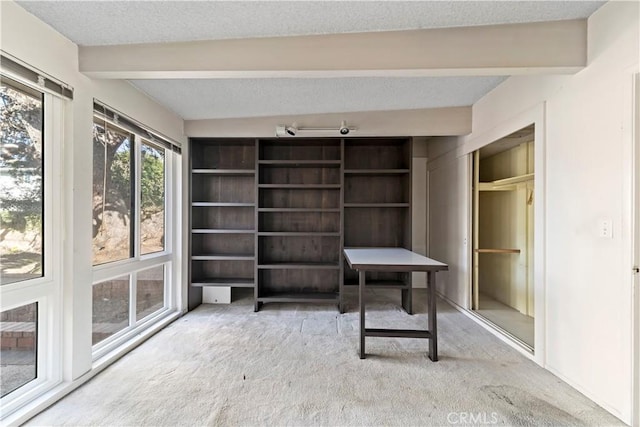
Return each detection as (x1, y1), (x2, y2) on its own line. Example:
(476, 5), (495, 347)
(437, 292), (631, 426)
(437, 292), (535, 361)
(2, 311), (182, 427)
(544, 363), (630, 426)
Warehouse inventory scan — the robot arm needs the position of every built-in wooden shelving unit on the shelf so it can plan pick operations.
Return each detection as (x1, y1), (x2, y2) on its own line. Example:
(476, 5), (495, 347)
(188, 137), (412, 312)
(343, 138), (413, 312)
(188, 139), (257, 310)
(255, 139), (343, 311)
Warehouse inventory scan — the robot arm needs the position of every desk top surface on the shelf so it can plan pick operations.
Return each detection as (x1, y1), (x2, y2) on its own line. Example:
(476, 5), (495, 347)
(343, 248), (448, 272)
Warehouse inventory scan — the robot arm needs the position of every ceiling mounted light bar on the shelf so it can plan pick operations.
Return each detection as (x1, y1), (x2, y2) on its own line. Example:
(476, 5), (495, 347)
(275, 121), (356, 137)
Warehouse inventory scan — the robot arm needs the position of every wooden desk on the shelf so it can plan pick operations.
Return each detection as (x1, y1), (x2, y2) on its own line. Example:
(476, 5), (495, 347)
(343, 248), (449, 361)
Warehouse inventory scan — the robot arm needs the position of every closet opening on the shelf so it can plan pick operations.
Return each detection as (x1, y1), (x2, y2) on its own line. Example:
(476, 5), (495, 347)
(472, 125), (535, 350)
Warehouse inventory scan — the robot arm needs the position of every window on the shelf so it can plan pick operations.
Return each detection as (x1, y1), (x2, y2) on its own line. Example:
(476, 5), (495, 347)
(91, 102), (179, 354)
(92, 275), (130, 345)
(92, 118), (133, 266)
(140, 142), (165, 255)
(136, 265), (165, 321)
(0, 303), (37, 397)
(1, 71), (64, 418)
(0, 79), (44, 285)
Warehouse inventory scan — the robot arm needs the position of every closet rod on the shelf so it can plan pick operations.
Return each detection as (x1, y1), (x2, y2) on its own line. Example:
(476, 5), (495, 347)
(475, 248), (521, 254)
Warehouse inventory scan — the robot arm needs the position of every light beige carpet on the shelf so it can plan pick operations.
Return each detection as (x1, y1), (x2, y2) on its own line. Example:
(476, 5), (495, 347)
(27, 288), (622, 426)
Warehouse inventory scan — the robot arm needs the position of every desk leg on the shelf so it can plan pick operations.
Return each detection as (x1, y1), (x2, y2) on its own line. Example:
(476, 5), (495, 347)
(402, 286), (413, 315)
(359, 270), (366, 359)
(427, 271), (438, 362)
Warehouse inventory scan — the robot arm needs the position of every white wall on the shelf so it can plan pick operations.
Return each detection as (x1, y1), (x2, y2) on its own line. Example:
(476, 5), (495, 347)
(0, 0), (186, 387)
(427, 1), (638, 423)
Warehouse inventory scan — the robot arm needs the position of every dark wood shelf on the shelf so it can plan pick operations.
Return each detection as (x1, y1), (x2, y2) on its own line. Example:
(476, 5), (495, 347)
(192, 169), (255, 175)
(258, 263), (340, 270)
(189, 138), (258, 310)
(258, 184), (340, 189)
(259, 160), (341, 167)
(343, 138), (412, 294)
(344, 203), (410, 208)
(344, 169), (410, 175)
(257, 232), (340, 237)
(344, 279), (410, 289)
(257, 292), (339, 304)
(258, 208), (341, 213)
(191, 278), (255, 288)
(189, 137), (411, 312)
(192, 202), (255, 207)
(191, 229), (255, 234)
(192, 255), (255, 261)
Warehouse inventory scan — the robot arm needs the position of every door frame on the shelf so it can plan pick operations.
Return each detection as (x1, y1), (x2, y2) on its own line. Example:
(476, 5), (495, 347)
(632, 72), (639, 427)
(463, 103), (546, 365)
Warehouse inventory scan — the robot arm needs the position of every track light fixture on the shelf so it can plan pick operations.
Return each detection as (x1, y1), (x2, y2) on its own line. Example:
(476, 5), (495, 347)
(339, 121), (350, 135)
(285, 124), (297, 136)
(275, 121), (356, 137)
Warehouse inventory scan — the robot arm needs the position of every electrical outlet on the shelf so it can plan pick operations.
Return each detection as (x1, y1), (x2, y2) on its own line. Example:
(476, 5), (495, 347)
(598, 219), (613, 238)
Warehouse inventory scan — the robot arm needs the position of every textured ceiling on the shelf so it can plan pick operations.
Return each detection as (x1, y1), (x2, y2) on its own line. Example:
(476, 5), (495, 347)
(17, 1), (605, 46)
(130, 76), (507, 120)
(15, 1), (605, 121)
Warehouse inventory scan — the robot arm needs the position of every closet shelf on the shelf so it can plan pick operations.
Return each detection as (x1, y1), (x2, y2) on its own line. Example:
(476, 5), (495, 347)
(478, 173), (534, 191)
(475, 248), (521, 254)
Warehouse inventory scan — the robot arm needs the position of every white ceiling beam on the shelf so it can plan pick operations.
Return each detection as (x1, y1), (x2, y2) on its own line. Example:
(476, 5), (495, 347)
(80, 20), (586, 79)
(184, 107), (471, 138)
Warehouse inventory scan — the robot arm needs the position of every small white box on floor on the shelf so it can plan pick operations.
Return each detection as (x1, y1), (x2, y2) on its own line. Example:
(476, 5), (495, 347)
(202, 287), (231, 304)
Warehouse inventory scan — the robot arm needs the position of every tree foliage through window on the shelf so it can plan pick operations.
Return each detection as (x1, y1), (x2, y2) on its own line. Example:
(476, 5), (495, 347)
(0, 78), (44, 284)
(92, 118), (166, 264)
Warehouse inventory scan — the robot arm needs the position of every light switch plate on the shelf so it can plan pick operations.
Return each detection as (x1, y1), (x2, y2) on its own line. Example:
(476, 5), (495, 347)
(598, 219), (613, 238)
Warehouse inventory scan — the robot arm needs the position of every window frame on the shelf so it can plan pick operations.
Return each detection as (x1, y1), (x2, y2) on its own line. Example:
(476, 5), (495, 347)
(90, 111), (177, 360)
(0, 75), (64, 416)
(139, 138), (168, 258)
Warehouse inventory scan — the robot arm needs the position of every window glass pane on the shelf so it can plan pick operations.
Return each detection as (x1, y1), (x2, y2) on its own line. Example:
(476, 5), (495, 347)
(92, 275), (130, 345)
(0, 79), (44, 285)
(0, 302), (37, 397)
(92, 119), (133, 265)
(140, 142), (165, 255)
(136, 265), (165, 321)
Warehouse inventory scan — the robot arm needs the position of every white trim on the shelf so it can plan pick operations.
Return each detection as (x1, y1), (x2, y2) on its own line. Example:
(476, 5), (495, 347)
(438, 292), (535, 361)
(0, 79), (65, 421)
(462, 103), (546, 366)
(134, 135), (142, 259)
(465, 153), (473, 311)
(1, 311), (181, 427)
(631, 71), (640, 427)
(180, 141), (190, 313)
(89, 112), (181, 360)
(92, 253), (172, 283)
